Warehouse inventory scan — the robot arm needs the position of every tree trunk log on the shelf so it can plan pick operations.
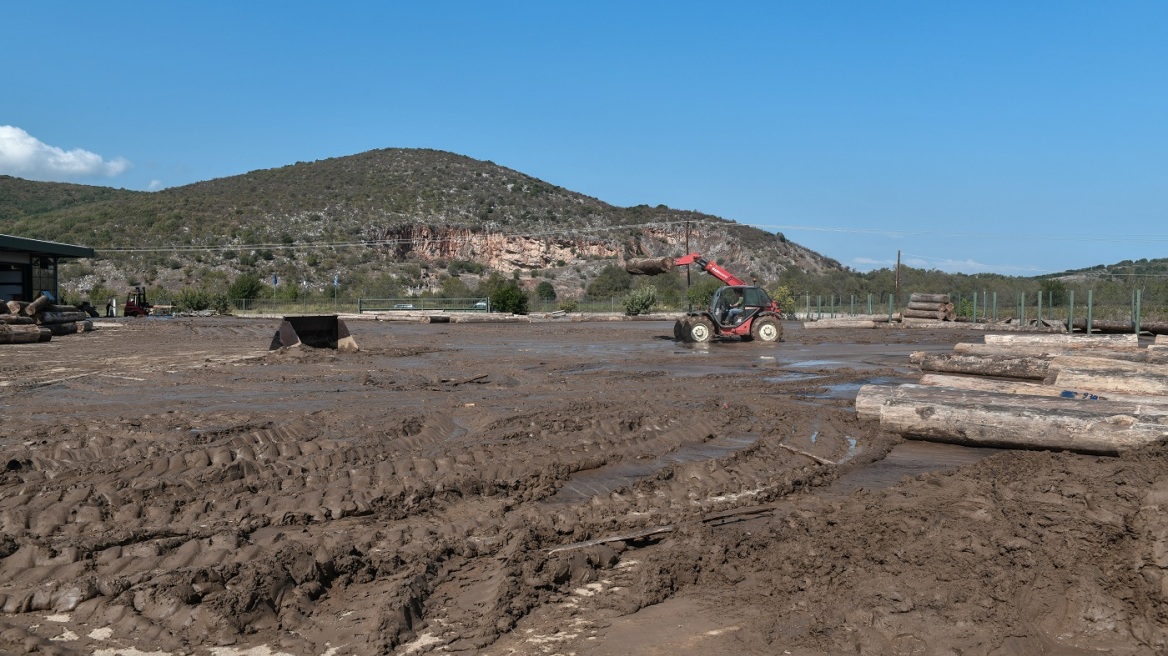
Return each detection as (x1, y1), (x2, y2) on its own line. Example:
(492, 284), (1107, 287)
(909, 293), (950, 304)
(23, 295), (51, 316)
(1069, 319), (1168, 335)
(36, 311), (90, 325)
(910, 352), (1051, 380)
(803, 319), (878, 329)
(0, 324), (48, 344)
(6, 301), (28, 315)
(1157, 335), (1168, 345)
(903, 308), (956, 320)
(44, 319), (83, 333)
(856, 383), (1168, 454)
(984, 333), (1139, 348)
(906, 301), (955, 312)
(1047, 356), (1168, 396)
(0, 315), (35, 325)
(952, 343), (1152, 360)
(917, 373), (1168, 404)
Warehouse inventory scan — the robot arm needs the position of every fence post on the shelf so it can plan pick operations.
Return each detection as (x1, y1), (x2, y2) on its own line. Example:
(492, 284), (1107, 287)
(992, 292), (997, 322)
(1068, 290), (1074, 333)
(1087, 290), (1093, 335)
(817, 295), (822, 319)
(1037, 291), (1043, 323)
(1019, 292), (1025, 325)
(888, 294), (893, 323)
(830, 295), (835, 319)
(971, 292), (977, 323)
(805, 294), (810, 320)
(1135, 289), (1142, 336)
(850, 294), (855, 317)
(867, 293), (873, 315)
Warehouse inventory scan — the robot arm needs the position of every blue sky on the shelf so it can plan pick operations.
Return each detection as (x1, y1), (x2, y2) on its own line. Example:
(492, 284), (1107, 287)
(2, 1), (1165, 275)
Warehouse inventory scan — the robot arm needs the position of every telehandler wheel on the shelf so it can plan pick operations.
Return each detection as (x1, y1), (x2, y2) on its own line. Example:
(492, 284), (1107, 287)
(751, 317), (781, 342)
(673, 319), (689, 341)
(688, 318), (714, 343)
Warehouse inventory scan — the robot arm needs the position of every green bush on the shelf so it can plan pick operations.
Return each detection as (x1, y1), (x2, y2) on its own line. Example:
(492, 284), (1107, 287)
(623, 285), (657, 316)
(490, 283), (529, 315)
(686, 278), (723, 309)
(557, 298), (578, 312)
(586, 264), (632, 298)
(177, 287), (212, 312)
(535, 280), (557, 300)
(229, 273), (266, 301)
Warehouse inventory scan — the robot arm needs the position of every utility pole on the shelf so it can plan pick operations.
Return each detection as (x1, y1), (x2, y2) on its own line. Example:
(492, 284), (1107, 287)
(894, 250), (901, 312)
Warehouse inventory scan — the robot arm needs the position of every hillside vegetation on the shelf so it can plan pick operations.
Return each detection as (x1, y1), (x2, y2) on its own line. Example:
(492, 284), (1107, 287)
(0, 149), (839, 304)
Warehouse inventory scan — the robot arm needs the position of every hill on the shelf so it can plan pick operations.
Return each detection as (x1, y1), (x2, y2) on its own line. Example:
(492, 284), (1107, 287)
(0, 149), (841, 302)
(1048, 257), (1168, 281)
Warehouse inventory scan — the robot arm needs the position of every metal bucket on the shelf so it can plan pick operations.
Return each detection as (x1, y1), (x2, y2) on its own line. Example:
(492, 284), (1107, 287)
(270, 315), (358, 352)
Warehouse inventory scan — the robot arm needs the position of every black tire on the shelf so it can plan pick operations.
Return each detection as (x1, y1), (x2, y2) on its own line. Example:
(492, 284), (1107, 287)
(688, 317), (714, 343)
(751, 317), (781, 342)
(673, 319), (689, 341)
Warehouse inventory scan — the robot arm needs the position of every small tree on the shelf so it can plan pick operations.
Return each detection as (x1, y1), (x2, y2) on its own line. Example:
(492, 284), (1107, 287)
(586, 264), (633, 298)
(490, 282), (529, 315)
(535, 280), (557, 300)
(228, 273), (266, 301)
(623, 285), (657, 316)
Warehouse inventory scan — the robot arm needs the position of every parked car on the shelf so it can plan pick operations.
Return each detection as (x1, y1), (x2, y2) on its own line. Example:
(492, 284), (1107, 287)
(474, 300), (488, 309)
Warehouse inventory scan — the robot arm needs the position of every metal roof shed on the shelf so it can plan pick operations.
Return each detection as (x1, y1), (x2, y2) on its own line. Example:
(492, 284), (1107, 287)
(0, 234), (95, 303)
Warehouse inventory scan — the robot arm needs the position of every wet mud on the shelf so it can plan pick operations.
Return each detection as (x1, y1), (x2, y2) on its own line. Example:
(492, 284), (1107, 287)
(0, 318), (1163, 654)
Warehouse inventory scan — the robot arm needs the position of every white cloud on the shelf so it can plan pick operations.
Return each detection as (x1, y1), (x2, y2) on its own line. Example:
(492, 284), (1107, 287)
(147, 179), (163, 191)
(0, 125), (129, 181)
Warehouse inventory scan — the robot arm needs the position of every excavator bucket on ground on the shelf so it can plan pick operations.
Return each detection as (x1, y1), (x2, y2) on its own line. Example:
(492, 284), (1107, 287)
(270, 315), (359, 352)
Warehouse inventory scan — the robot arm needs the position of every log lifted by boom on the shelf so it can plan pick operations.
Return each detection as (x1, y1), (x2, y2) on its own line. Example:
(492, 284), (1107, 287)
(270, 315), (359, 352)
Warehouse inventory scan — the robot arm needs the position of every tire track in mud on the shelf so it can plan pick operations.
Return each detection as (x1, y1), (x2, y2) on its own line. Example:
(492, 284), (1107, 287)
(0, 318), (916, 655)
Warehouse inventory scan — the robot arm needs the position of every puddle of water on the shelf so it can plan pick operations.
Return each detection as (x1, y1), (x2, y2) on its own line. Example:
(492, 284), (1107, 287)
(825, 441), (1002, 496)
(787, 359), (844, 368)
(808, 376), (910, 400)
(547, 434), (759, 506)
(764, 372), (824, 383)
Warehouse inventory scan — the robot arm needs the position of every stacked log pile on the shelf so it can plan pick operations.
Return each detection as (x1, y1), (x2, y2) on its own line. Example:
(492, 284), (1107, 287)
(857, 333), (1168, 454)
(1, 295), (95, 345)
(902, 293), (956, 322)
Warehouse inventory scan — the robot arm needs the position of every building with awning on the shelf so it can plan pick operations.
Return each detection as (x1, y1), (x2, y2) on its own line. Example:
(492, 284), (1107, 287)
(0, 234), (95, 302)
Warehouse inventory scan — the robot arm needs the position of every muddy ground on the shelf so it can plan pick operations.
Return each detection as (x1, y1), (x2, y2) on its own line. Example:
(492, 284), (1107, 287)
(1, 317), (1166, 655)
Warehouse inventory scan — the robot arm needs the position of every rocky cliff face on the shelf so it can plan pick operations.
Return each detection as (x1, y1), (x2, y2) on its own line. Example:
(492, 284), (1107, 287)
(369, 222), (837, 281)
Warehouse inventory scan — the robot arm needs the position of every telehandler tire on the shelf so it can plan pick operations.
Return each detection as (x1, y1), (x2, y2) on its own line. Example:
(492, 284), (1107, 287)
(688, 318), (714, 343)
(751, 317), (781, 342)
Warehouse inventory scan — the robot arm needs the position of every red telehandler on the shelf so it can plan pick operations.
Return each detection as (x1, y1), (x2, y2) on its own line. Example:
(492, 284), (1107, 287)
(625, 253), (783, 343)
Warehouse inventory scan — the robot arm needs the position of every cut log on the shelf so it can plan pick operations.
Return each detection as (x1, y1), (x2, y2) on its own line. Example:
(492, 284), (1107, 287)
(6, 301), (28, 315)
(907, 301), (955, 312)
(856, 383), (1168, 454)
(1157, 335), (1168, 345)
(35, 311), (89, 325)
(901, 320), (1062, 332)
(0, 324), (48, 344)
(44, 321), (94, 336)
(903, 308), (956, 321)
(917, 374), (1168, 405)
(624, 257), (676, 275)
(984, 333), (1139, 348)
(909, 293), (950, 304)
(1047, 356), (1168, 396)
(952, 343), (1154, 361)
(0, 315), (35, 325)
(1068, 319), (1168, 335)
(802, 319), (877, 329)
(23, 295), (51, 316)
(910, 352), (1051, 380)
